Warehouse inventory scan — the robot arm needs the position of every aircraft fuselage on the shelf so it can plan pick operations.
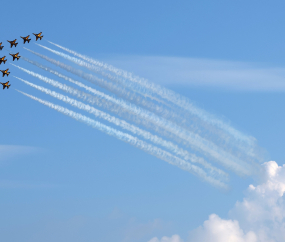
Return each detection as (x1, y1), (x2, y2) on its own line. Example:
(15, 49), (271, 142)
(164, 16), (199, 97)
(0, 81), (10, 89)
(33, 32), (43, 41)
(7, 39), (18, 48)
(1, 69), (10, 77)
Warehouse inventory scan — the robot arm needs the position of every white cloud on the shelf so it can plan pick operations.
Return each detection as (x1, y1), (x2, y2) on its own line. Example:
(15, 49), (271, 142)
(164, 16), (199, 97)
(188, 214), (257, 242)
(229, 161), (285, 242)
(104, 56), (285, 91)
(148, 161), (285, 242)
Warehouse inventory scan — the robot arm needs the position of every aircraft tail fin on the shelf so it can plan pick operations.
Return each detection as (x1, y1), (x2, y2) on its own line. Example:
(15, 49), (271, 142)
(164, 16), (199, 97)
(3, 60), (6, 64)
(28, 39), (31, 43)
(15, 43), (18, 47)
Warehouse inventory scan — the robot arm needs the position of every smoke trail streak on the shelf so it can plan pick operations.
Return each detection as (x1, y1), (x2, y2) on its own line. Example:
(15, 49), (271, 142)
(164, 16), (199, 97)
(35, 44), (222, 142)
(13, 63), (254, 176)
(16, 76), (228, 179)
(22, 55), (202, 137)
(21, 56), (262, 165)
(35, 44), (173, 118)
(20, 58), (195, 150)
(16, 89), (228, 189)
(47, 41), (256, 146)
(38, 43), (165, 104)
(38, 44), (264, 164)
(12, 62), (172, 139)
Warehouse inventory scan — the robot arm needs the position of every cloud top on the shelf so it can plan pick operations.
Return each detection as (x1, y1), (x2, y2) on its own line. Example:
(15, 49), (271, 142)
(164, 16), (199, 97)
(149, 161), (285, 242)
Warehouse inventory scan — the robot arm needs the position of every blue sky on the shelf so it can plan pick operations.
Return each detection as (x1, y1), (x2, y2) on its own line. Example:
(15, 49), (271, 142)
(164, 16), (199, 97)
(1, 1), (285, 242)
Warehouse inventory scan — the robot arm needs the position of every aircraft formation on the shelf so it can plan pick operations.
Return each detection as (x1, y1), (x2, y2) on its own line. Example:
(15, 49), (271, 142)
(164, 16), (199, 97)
(0, 32), (43, 90)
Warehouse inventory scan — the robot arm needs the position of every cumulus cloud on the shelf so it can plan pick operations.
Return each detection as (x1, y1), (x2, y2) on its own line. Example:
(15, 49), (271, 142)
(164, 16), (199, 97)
(188, 214), (257, 242)
(229, 161), (285, 242)
(148, 161), (285, 242)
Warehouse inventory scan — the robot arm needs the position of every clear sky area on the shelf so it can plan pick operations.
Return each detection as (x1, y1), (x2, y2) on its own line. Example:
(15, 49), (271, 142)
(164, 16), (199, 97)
(1, 1), (285, 242)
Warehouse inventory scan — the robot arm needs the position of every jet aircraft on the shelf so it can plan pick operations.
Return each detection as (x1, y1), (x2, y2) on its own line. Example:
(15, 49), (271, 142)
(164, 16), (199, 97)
(1, 69), (10, 77)
(7, 39), (18, 48)
(0, 43), (3, 50)
(0, 56), (7, 65)
(0, 81), (10, 90)
(20, 35), (31, 44)
(10, 52), (21, 61)
(33, 32), (43, 41)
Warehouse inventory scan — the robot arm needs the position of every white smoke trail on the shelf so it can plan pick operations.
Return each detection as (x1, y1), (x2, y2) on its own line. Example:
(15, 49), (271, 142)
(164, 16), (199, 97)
(12, 62), (168, 138)
(34, 45), (169, 117)
(20, 57), (195, 148)
(21, 55), (203, 136)
(47, 41), (255, 146)
(16, 89), (228, 189)
(21, 56), (264, 166)
(22, 55), (193, 130)
(35, 44), (214, 140)
(13, 63), (253, 176)
(16, 76), (228, 179)
(21, 56), (138, 108)
(12, 63), (254, 176)
(37, 43), (161, 103)
(36, 44), (264, 164)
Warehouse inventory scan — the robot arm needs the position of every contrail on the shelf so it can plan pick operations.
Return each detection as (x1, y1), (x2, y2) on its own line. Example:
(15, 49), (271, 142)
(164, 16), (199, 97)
(12, 63), (173, 139)
(16, 89), (229, 189)
(34, 44), (264, 165)
(18, 58), (191, 148)
(37, 43), (166, 104)
(35, 44), (220, 139)
(21, 56), (263, 165)
(47, 41), (256, 146)
(13, 64), (252, 176)
(16, 76), (228, 179)
(22, 55), (204, 136)
(21, 56), (156, 118)
(33, 45), (172, 118)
